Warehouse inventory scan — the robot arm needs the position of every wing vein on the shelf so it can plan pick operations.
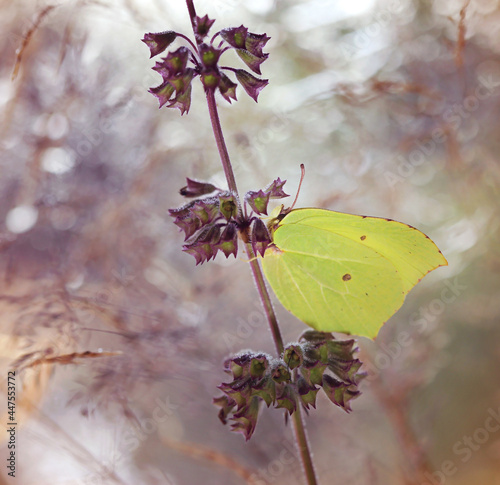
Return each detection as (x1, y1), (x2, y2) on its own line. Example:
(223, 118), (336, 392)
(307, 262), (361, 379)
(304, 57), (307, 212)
(280, 257), (322, 323)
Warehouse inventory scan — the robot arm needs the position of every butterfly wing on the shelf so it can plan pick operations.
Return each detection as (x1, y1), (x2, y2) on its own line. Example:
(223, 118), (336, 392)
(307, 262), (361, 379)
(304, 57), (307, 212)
(261, 208), (447, 338)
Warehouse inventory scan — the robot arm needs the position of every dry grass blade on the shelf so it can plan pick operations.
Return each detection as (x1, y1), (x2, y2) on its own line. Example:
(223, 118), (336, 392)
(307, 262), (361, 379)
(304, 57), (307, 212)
(161, 437), (260, 484)
(455, 0), (471, 68)
(12, 350), (121, 371)
(11, 5), (58, 81)
(0, 368), (54, 432)
(29, 406), (129, 485)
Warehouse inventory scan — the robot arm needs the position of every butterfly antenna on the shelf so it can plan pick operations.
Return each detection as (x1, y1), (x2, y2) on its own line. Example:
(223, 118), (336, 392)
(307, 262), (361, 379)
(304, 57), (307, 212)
(290, 163), (306, 210)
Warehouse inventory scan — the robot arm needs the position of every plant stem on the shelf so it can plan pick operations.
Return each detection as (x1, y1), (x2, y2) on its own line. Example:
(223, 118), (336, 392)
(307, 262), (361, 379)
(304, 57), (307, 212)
(244, 243), (284, 355)
(205, 90), (239, 195)
(185, 0), (197, 33)
(185, 0), (238, 194)
(205, 83), (319, 485)
(184, 2), (319, 484)
(177, 32), (198, 53)
(292, 407), (318, 485)
(205, 88), (282, 354)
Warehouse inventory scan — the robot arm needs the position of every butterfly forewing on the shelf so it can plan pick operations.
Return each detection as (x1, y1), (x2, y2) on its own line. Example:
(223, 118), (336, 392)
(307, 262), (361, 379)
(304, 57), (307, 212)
(261, 208), (447, 339)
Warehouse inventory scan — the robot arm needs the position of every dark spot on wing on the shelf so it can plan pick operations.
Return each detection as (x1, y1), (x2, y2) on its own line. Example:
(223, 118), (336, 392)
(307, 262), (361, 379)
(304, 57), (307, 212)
(360, 235), (366, 241)
(342, 273), (351, 281)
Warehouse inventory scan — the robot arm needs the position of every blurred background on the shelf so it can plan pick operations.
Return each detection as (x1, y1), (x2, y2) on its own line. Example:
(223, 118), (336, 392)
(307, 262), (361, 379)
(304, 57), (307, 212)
(1, 0), (500, 484)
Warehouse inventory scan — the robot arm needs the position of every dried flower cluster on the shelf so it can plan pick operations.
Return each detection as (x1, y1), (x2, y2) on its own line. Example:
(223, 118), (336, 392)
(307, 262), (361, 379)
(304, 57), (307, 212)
(142, 17), (270, 114)
(214, 331), (365, 440)
(168, 177), (289, 265)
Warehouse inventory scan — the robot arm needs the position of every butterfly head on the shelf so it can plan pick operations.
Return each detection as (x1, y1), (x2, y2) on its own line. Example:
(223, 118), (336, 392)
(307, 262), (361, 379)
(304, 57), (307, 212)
(265, 204), (292, 236)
